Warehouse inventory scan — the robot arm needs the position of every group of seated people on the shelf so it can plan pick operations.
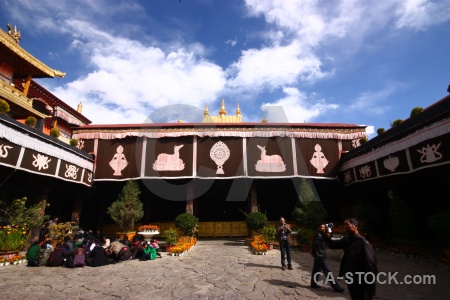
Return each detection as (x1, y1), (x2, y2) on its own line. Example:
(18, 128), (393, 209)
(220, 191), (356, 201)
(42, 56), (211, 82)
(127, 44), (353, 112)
(26, 230), (162, 268)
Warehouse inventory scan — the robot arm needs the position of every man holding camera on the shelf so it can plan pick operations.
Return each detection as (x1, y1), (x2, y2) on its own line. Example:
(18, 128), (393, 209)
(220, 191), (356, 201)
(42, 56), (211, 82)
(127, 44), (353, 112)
(327, 218), (378, 300)
(311, 223), (345, 293)
(277, 217), (293, 270)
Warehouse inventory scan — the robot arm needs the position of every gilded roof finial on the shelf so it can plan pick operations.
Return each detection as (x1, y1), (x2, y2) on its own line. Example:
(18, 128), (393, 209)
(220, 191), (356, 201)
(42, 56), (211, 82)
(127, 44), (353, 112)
(7, 24), (21, 44)
(261, 118), (268, 123)
(204, 104), (209, 116)
(236, 103), (241, 116)
(219, 99), (226, 115)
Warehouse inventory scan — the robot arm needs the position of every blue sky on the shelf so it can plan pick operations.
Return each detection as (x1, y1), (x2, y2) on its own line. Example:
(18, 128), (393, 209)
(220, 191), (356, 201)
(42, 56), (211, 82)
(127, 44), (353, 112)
(1, 0), (449, 138)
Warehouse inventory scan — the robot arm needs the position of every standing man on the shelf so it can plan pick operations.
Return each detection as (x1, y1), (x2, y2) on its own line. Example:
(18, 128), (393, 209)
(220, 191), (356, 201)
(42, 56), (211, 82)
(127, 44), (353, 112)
(311, 224), (345, 293)
(328, 218), (378, 300)
(277, 217), (293, 270)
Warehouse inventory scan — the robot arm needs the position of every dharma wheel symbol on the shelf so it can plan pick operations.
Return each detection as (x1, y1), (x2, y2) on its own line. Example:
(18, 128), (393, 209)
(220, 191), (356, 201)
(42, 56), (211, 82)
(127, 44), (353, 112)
(210, 141), (230, 174)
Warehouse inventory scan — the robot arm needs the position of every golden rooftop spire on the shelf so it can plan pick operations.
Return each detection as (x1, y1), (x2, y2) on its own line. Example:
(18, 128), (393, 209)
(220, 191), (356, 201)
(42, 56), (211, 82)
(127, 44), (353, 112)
(219, 99), (226, 115)
(236, 103), (241, 115)
(204, 104), (209, 116)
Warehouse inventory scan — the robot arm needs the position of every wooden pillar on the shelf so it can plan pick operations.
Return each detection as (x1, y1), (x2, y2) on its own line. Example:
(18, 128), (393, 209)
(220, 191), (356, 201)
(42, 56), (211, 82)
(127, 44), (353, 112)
(30, 189), (49, 243)
(23, 74), (32, 96)
(71, 198), (82, 227)
(186, 181), (194, 214)
(249, 182), (258, 213)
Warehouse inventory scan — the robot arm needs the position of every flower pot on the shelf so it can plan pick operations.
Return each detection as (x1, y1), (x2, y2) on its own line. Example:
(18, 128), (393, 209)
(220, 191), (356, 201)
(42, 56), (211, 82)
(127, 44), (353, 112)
(301, 245), (311, 253)
(444, 249), (450, 260)
(116, 232), (136, 241)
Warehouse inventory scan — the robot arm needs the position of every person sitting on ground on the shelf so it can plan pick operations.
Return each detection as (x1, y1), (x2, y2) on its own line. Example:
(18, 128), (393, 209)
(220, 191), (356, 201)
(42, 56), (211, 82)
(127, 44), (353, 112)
(26, 240), (40, 266)
(140, 242), (157, 261)
(151, 238), (162, 258)
(73, 244), (86, 268)
(102, 235), (110, 249)
(120, 236), (133, 249)
(62, 236), (76, 268)
(107, 237), (128, 262)
(131, 236), (144, 260)
(47, 243), (64, 267)
(86, 242), (109, 267)
(38, 240), (53, 266)
(73, 235), (82, 248)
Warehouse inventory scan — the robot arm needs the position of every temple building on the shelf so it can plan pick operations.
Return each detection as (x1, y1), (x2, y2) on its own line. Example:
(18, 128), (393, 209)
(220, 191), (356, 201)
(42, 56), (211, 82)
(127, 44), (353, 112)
(1, 24), (449, 238)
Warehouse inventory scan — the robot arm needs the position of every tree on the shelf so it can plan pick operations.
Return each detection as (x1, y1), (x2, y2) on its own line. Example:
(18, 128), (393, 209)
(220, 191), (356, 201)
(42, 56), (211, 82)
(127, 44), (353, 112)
(410, 107), (423, 117)
(0, 197), (49, 228)
(389, 191), (417, 240)
(107, 180), (144, 232)
(377, 128), (385, 135)
(291, 178), (327, 229)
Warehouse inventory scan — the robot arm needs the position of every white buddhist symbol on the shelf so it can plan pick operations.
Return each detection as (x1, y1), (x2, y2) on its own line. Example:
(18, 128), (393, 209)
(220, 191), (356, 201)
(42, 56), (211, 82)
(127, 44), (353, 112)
(310, 144), (328, 174)
(32, 153), (51, 171)
(109, 145), (128, 176)
(65, 164), (79, 179)
(210, 141), (230, 174)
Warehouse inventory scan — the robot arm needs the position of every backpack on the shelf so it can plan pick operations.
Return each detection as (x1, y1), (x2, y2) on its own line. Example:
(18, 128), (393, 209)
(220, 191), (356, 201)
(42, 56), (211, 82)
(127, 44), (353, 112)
(119, 247), (132, 261)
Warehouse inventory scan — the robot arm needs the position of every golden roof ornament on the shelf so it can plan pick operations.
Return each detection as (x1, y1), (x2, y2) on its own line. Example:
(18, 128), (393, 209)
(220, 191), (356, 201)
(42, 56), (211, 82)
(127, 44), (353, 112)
(7, 24), (21, 44)
(204, 104), (209, 116)
(236, 103), (241, 116)
(219, 99), (226, 116)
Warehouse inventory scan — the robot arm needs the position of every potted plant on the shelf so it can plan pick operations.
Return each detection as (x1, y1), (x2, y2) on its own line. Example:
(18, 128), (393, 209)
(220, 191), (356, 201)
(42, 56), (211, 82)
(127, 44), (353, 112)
(70, 138), (79, 147)
(427, 210), (450, 259)
(25, 116), (37, 128)
(244, 211), (268, 239)
(50, 128), (60, 138)
(107, 180), (144, 241)
(174, 212), (199, 238)
(260, 224), (277, 250)
(163, 227), (179, 252)
(0, 197), (49, 253)
(0, 99), (10, 114)
(297, 227), (315, 253)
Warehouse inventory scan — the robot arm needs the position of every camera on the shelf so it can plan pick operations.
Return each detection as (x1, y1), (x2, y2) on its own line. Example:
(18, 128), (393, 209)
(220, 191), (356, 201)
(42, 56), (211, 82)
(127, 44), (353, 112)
(325, 223), (334, 233)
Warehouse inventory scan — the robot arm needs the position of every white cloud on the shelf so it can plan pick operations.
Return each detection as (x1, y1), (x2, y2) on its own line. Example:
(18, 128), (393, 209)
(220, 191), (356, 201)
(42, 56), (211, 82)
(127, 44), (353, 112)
(50, 21), (226, 124)
(395, 0), (450, 30)
(349, 84), (404, 115)
(260, 87), (338, 123)
(226, 42), (328, 92)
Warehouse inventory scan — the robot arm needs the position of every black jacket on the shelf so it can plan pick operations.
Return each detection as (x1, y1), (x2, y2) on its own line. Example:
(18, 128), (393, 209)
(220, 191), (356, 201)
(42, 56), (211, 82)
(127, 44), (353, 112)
(311, 231), (326, 258)
(328, 234), (378, 296)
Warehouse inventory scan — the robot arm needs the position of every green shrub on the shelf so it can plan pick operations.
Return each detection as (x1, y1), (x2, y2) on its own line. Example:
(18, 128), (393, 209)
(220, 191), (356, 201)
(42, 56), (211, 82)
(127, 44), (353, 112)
(107, 180), (144, 232)
(261, 224), (277, 243)
(0, 99), (10, 114)
(377, 128), (385, 135)
(245, 211), (268, 233)
(427, 210), (450, 248)
(163, 227), (179, 246)
(410, 107), (423, 117)
(297, 227), (315, 245)
(70, 138), (78, 147)
(174, 213), (199, 236)
(50, 128), (60, 138)
(391, 119), (404, 127)
(25, 116), (37, 127)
